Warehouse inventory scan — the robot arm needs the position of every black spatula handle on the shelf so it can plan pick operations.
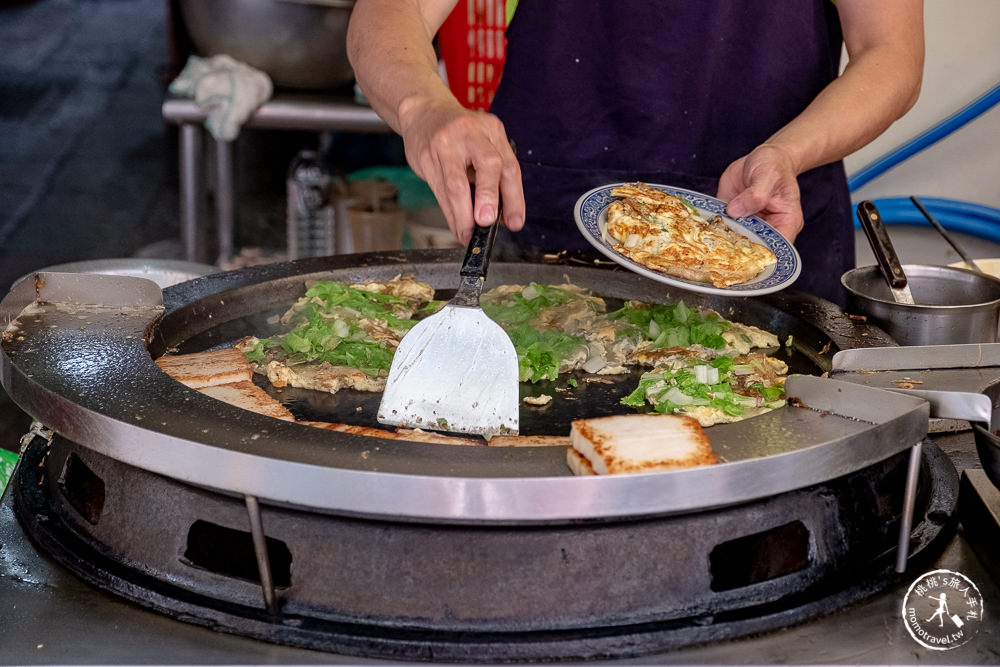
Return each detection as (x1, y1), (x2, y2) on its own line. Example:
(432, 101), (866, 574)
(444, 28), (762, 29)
(460, 206), (502, 279)
(856, 200), (908, 289)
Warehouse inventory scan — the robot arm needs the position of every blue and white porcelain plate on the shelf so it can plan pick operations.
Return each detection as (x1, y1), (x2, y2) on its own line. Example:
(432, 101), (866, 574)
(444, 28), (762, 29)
(573, 183), (801, 297)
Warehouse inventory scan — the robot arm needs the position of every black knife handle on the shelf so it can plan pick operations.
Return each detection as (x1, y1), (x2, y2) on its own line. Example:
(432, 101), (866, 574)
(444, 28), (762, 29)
(856, 200), (908, 289)
(460, 205), (502, 279)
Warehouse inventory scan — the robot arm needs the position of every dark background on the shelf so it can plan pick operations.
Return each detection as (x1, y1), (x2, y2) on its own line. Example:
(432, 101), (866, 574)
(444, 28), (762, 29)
(0, 0), (405, 452)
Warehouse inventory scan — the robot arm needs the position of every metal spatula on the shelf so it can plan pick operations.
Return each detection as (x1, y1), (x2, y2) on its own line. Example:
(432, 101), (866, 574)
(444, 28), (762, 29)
(377, 220), (519, 439)
(856, 200), (915, 304)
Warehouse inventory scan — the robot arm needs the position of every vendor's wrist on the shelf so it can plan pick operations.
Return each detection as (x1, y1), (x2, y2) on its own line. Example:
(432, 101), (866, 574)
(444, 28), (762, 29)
(757, 142), (804, 175)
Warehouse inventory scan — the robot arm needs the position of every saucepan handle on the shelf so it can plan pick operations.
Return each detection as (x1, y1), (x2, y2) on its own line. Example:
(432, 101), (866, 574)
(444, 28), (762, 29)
(856, 200), (908, 289)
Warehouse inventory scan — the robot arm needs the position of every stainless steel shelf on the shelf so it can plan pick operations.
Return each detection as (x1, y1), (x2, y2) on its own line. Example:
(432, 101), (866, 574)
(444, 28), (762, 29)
(161, 93), (391, 265)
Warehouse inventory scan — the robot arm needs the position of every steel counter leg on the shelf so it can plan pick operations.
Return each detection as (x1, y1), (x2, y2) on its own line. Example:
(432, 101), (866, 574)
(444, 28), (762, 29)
(896, 440), (923, 573)
(179, 124), (204, 263)
(216, 139), (235, 266)
(244, 494), (279, 616)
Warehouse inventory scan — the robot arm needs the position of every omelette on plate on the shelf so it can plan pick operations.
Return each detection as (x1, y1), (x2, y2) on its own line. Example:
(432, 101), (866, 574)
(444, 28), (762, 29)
(605, 182), (777, 288)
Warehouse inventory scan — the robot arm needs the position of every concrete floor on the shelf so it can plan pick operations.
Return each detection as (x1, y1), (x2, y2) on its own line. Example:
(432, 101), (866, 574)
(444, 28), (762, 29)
(0, 0), (179, 292)
(0, 0), (340, 295)
(0, 0), (258, 451)
(0, 0), (405, 453)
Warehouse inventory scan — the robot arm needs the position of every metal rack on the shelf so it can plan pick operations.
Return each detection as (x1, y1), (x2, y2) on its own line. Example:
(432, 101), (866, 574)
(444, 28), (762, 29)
(161, 93), (391, 265)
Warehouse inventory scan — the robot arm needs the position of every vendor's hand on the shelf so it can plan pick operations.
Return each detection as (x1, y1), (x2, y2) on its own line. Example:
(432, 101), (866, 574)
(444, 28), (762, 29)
(717, 144), (803, 243)
(398, 98), (524, 245)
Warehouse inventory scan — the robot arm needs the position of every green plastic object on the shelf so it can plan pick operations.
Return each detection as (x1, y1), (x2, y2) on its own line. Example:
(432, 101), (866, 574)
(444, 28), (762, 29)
(0, 449), (17, 495)
(347, 167), (437, 210)
(506, 0), (518, 24)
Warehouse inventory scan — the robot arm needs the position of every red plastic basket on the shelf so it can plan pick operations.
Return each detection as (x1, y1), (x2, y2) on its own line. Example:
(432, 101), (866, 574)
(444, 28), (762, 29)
(437, 0), (507, 111)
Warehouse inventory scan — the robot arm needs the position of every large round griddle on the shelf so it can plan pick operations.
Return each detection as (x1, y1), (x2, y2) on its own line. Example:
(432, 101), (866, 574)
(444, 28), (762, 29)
(0, 251), (925, 524)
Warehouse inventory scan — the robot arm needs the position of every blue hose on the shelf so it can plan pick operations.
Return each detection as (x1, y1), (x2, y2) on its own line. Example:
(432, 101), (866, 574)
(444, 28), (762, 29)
(861, 197), (1000, 245)
(848, 81), (1000, 191)
(847, 82), (1000, 242)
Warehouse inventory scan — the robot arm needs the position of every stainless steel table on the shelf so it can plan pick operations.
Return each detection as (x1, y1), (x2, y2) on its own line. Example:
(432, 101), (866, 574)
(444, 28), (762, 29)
(161, 93), (391, 265)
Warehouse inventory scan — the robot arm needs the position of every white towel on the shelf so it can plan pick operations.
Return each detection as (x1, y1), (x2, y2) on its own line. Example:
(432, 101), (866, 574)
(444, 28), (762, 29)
(169, 55), (273, 141)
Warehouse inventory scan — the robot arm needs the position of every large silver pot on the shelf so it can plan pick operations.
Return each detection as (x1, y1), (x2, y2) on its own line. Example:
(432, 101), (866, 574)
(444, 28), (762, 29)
(178, 0), (356, 90)
(842, 264), (1000, 346)
(10, 258), (216, 292)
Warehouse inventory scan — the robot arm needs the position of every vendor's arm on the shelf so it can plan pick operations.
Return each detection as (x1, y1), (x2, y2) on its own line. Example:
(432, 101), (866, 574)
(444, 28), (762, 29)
(347, 0), (524, 244)
(719, 0), (924, 241)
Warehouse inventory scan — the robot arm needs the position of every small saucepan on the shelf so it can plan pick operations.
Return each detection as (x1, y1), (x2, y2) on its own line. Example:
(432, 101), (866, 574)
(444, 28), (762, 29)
(842, 264), (1000, 346)
(843, 201), (1000, 346)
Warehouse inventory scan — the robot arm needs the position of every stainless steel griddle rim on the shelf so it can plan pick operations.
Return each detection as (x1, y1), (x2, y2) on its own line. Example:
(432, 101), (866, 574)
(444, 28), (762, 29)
(831, 345), (1000, 425)
(3, 363), (929, 525)
(832, 343), (1000, 371)
(1, 271), (929, 524)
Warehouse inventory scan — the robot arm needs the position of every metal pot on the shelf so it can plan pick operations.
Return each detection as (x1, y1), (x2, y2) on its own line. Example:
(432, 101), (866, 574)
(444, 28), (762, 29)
(842, 264), (1000, 346)
(10, 258), (216, 292)
(178, 0), (356, 90)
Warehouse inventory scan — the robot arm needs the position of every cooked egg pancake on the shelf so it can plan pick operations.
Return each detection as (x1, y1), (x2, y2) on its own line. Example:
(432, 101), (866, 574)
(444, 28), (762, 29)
(605, 182), (777, 288)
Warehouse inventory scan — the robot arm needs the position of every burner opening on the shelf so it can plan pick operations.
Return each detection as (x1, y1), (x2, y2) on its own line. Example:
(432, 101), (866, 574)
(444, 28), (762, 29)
(873, 455), (917, 518)
(709, 520), (810, 591)
(182, 519), (292, 588)
(57, 452), (105, 525)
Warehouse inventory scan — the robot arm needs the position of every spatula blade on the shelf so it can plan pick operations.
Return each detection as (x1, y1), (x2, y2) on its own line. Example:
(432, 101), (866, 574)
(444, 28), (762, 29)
(377, 304), (520, 439)
(891, 284), (915, 304)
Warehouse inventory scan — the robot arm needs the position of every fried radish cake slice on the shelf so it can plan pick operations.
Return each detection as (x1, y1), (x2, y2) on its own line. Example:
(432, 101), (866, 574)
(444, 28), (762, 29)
(569, 414), (717, 475)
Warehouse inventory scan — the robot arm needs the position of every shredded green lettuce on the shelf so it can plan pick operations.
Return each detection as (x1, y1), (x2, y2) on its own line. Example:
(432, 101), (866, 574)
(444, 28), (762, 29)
(621, 373), (665, 408)
(243, 281), (417, 376)
(245, 280), (779, 399)
(506, 324), (586, 383)
(480, 284), (599, 383)
(246, 308), (395, 376)
(289, 281), (418, 334)
(749, 382), (786, 403)
(610, 300), (729, 349)
(481, 282), (587, 327)
(622, 354), (785, 418)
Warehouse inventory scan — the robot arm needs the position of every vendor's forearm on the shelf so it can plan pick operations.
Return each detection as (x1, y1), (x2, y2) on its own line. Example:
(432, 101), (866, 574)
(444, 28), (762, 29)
(765, 0), (924, 176)
(766, 53), (922, 175)
(347, 0), (461, 134)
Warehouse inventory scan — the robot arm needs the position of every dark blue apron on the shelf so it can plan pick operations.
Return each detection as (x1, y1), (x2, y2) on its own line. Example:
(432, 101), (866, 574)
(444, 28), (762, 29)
(490, 0), (853, 305)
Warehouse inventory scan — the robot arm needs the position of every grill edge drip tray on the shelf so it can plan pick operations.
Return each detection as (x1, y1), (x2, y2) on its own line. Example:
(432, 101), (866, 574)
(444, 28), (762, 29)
(13, 434), (958, 663)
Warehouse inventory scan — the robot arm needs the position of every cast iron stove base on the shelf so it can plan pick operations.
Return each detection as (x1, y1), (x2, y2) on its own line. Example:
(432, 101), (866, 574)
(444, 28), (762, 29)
(11, 432), (958, 663)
